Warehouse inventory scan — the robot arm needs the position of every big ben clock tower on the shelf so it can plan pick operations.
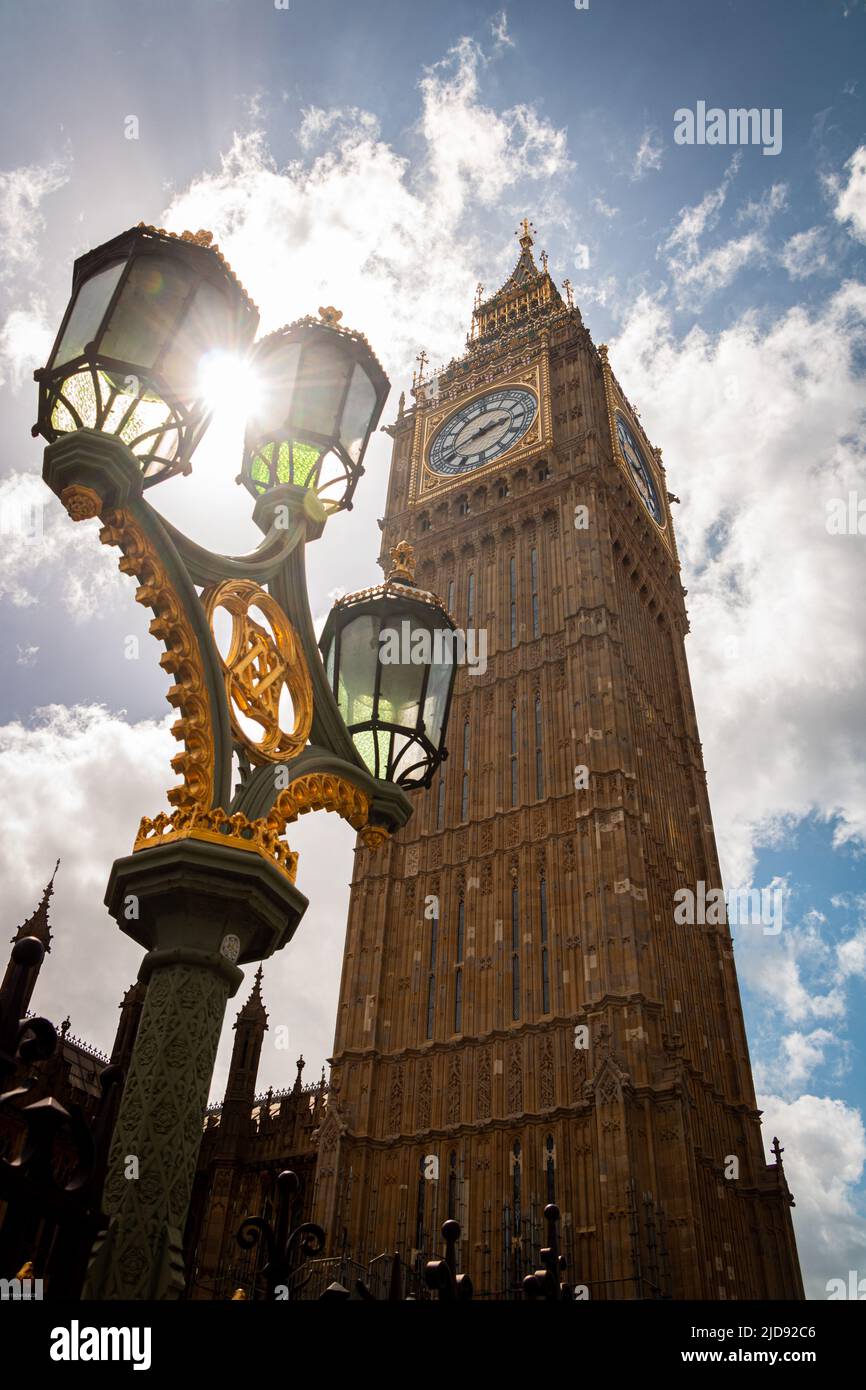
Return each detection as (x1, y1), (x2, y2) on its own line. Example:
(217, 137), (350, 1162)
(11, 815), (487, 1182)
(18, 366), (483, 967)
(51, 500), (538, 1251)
(312, 221), (804, 1300)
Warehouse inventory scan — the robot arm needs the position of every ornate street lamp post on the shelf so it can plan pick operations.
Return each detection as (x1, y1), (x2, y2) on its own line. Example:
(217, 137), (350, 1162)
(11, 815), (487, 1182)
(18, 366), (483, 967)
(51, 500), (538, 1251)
(35, 225), (457, 1300)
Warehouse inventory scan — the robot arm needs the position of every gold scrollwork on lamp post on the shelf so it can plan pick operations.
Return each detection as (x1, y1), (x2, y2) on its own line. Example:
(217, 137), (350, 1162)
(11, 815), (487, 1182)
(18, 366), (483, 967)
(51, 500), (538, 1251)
(202, 578), (313, 765)
(99, 508), (216, 811)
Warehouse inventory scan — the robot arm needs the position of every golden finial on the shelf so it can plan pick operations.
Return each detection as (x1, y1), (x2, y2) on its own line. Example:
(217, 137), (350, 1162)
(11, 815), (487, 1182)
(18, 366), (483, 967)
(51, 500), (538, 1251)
(562, 278), (574, 309)
(231, 1288), (248, 1300)
(474, 282), (485, 309)
(598, 343), (609, 362)
(388, 540), (416, 583)
(318, 305), (343, 327)
(517, 218), (536, 248)
(412, 349), (429, 389)
(540, 250), (549, 274)
(180, 230), (214, 247)
(16, 1261), (35, 1280)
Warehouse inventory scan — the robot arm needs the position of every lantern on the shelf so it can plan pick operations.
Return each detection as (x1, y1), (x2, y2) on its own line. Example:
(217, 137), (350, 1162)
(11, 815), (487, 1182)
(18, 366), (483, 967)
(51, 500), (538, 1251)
(34, 223), (259, 485)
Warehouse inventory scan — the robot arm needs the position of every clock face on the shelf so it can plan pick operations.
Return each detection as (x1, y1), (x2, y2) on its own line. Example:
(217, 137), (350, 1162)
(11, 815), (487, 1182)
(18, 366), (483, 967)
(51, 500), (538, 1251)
(615, 412), (663, 524)
(428, 387), (538, 477)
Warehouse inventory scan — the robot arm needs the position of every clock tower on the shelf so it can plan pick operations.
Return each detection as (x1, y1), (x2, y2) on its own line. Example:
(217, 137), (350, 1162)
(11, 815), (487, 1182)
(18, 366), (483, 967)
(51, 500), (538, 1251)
(312, 222), (804, 1300)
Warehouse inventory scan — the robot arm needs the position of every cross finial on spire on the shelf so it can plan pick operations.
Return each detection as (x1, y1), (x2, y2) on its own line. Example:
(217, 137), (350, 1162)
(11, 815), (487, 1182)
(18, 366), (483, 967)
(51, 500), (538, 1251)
(518, 217), (535, 246)
(562, 278), (574, 309)
(540, 250), (549, 274)
(413, 348), (429, 388)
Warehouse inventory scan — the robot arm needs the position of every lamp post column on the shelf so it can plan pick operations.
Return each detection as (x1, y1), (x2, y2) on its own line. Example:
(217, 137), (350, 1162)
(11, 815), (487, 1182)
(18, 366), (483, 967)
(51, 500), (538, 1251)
(82, 839), (307, 1301)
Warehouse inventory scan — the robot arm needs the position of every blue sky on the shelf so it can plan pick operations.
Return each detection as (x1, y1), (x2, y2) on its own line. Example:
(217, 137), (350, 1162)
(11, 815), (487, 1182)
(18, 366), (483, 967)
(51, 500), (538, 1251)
(1, 0), (865, 1297)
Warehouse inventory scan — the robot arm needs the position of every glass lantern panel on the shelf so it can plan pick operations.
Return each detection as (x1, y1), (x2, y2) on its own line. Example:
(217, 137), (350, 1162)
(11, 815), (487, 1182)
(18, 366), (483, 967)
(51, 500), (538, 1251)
(340, 362), (377, 462)
(255, 342), (301, 437)
(422, 649), (454, 746)
(351, 728), (377, 775)
(251, 452), (270, 493)
(101, 254), (192, 369)
(290, 441), (321, 486)
(52, 262), (125, 367)
(293, 336), (351, 438)
(160, 279), (233, 397)
(377, 642), (423, 732)
(335, 613), (379, 728)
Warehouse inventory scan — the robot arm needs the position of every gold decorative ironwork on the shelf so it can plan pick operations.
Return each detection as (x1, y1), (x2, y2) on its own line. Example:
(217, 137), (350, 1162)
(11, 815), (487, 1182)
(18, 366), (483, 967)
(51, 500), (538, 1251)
(100, 509), (215, 810)
(60, 484), (103, 522)
(203, 578), (313, 766)
(134, 222), (257, 314)
(387, 540), (416, 583)
(358, 824), (390, 851)
(134, 807), (299, 883)
(271, 772), (370, 831)
(318, 305), (343, 326)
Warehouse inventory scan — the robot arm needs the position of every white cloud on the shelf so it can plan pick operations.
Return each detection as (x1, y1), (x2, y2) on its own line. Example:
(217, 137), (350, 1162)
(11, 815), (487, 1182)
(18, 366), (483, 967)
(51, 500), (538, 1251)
(837, 927), (866, 978)
(490, 10), (515, 49)
(0, 158), (68, 283)
(591, 195), (619, 219)
(758, 1093), (866, 1299)
(0, 299), (53, 390)
(610, 280), (866, 887)
(663, 156), (741, 261)
(573, 242), (590, 270)
(297, 106), (380, 150)
(0, 471), (125, 616)
(15, 643), (38, 666)
(631, 126), (663, 180)
(737, 180), (788, 228)
(659, 158), (789, 306)
(834, 144), (866, 242)
(779, 1029), (838, 1087)
(159, 35), (570, 382)
(781, 226), (831, 279)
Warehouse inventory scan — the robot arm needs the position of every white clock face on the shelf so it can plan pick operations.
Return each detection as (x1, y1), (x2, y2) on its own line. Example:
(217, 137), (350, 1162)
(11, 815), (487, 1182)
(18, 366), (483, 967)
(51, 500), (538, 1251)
(428, 387), (537, 477)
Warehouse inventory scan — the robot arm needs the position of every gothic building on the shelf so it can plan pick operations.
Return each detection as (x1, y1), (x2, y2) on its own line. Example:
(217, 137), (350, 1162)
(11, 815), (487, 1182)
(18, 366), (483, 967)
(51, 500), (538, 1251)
(0, 870), (325, 1302)
(308, 222), (804, 1300)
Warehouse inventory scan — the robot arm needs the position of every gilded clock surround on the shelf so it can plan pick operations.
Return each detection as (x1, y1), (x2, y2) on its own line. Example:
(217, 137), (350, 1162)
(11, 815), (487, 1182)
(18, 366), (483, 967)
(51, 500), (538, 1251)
(598, 343), (669, 538)
(413, 360), (551, 500)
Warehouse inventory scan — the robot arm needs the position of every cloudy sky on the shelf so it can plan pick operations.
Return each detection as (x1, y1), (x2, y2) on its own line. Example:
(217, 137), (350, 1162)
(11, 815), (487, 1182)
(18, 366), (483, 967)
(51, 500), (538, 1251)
(1, 0), (865, 1297)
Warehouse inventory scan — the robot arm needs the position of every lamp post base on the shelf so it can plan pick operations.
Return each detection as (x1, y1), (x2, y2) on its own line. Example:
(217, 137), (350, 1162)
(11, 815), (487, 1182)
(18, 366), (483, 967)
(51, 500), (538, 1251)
(81, 837), (307, 1301)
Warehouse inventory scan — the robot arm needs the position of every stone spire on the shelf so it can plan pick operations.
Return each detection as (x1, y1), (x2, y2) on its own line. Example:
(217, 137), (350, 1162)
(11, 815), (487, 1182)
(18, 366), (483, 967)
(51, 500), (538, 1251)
(236, 965), (267, 1024)
(222, 967), (269, 1130)
(2, 860), (60, 1015)
(469, 218), (564, 345)
(10, 858), (59, 951)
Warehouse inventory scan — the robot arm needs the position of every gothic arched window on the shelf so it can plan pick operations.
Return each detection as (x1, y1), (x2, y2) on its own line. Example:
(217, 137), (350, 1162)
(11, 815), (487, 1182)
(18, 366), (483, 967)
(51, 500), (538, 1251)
(426, 902), (439, 1040)
(511, 881), (521, 1021)
(531, 546), (540, 639)
(510, 704), (519, 807)
(448, 1149), (458, 1220)
(415, 1153), (427, 1254)
(534, 693), (544, 800)
(454, 897), (465, 1033)
(545, 1134), (556, 1204)
(540, 876), (550, 1014)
